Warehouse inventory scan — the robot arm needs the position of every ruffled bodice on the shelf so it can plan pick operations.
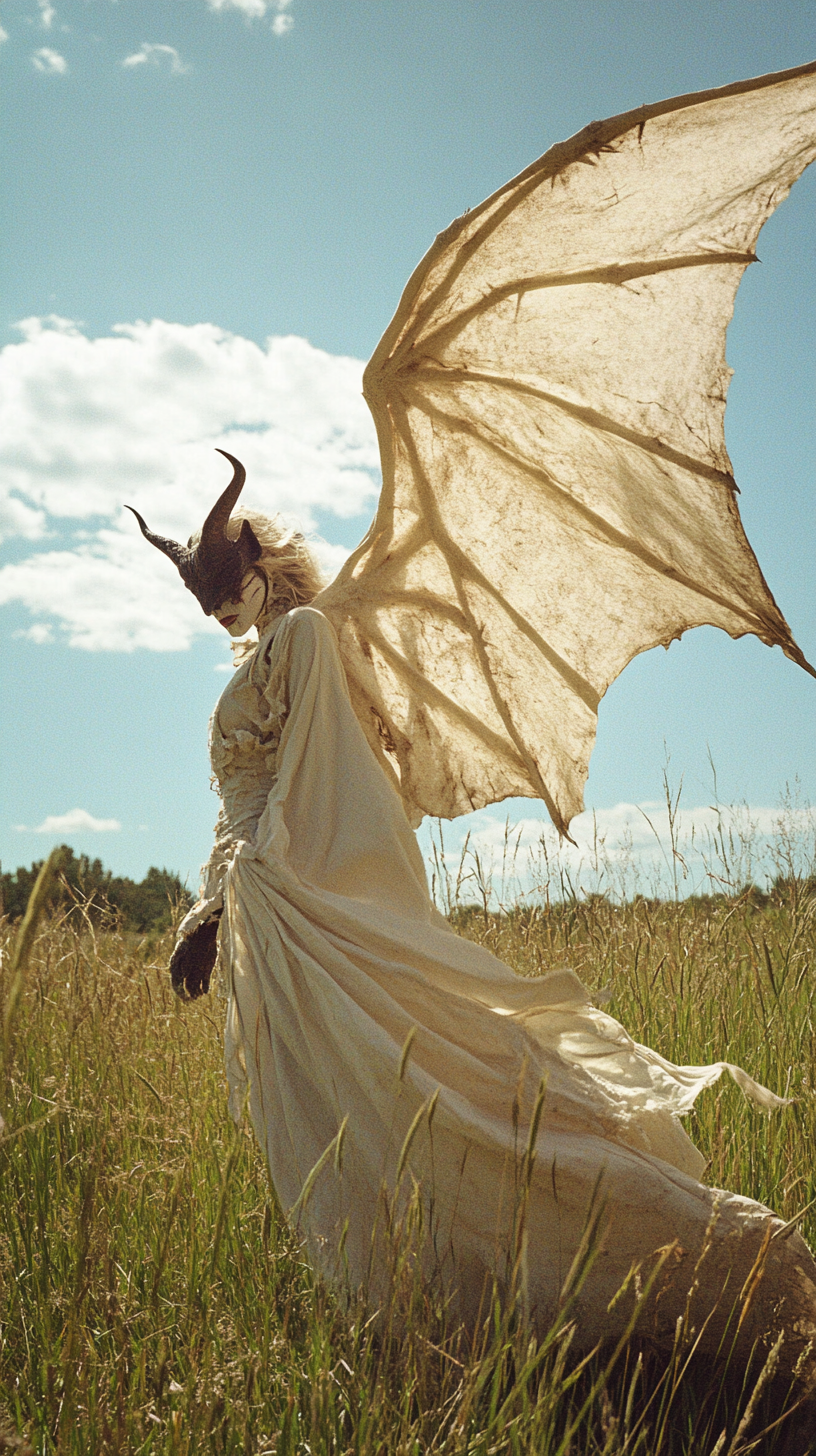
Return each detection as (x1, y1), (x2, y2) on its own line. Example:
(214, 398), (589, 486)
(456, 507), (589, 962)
(209, 664), (286, 841)
(177, 620), (288, 939)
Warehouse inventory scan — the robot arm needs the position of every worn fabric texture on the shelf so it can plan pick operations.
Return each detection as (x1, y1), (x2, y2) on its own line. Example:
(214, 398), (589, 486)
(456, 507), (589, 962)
(318, 61), (816, 834)
(182, 607), (816, 1369)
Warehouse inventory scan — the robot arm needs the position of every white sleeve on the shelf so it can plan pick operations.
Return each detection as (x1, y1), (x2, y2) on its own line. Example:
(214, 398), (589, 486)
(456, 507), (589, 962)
(176, 804), (234, 939)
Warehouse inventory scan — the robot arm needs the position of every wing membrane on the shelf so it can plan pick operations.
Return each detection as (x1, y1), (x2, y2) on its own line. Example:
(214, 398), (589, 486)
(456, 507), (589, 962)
(318, 62), (816, 831)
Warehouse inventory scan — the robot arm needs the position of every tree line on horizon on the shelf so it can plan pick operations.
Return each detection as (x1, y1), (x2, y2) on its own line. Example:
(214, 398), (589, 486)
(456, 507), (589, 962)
(0, 846), (193, 932)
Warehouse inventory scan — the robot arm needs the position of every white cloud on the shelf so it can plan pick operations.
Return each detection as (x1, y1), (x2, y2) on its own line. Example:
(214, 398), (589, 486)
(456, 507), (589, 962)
(206, 0), (295, 30)
(0, 493), (45, 540)
(32, 47), (67, 74)
(122, 44), (190, 76)
(310, 539), (351, 581)
(207, 0), (268, 15)
(15, 622), (54, 644)
(425, 799), (816, 905)
(0, 529), (218, 652)
(0, 316), (379, 650)
(22, 809), (122, 834)
(38, 0), (56, 30)
(0, 25), (9, 45)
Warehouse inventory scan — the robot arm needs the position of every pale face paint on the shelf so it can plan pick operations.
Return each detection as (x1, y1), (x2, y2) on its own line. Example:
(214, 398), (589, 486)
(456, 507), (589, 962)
(214, 570), (267, 637)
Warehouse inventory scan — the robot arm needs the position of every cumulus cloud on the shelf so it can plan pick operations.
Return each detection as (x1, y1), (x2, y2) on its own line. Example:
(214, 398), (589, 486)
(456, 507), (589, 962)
(272, 4), (294, 36)
(122, 44), (190, 75)
(38, 0), (56, 29)
(0, 530), (216, 652)
(16, 622), (54, 644)
(32, 47), (67, 74)
(21, 809), (122, 834)
(310, 540), (352, 581)
(207, 0), (267, 15)
(206, 0), (294, 31)
(0, 316), (379, 650)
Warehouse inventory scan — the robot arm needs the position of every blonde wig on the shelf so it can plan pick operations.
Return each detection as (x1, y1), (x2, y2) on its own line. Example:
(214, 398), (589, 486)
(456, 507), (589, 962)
(223, 510), (324, 618)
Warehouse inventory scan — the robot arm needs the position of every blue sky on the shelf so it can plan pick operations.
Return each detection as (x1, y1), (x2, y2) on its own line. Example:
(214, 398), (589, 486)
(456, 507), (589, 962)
(0, 0), (814, 896)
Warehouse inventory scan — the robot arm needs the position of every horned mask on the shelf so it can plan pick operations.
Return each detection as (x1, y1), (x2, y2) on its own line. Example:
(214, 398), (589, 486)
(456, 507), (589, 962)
(125, 451), (263, 616)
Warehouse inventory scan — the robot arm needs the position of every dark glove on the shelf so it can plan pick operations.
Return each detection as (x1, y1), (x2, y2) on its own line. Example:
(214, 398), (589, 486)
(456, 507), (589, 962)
(170, 914), (221, 1000)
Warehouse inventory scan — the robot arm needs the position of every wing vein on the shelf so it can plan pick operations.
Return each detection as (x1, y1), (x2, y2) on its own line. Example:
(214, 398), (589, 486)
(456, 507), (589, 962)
(391, 399), (579, 829)
(359, 621), (531, 780)
(410, 388), (784, 641)
(415, 366), (736, 487)
(406, 251), (755, 358)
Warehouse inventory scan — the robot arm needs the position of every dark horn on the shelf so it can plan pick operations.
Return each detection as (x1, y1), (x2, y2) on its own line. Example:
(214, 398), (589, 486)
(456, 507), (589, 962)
(199, 451), (247, 561)
(124, 505), (190, 569)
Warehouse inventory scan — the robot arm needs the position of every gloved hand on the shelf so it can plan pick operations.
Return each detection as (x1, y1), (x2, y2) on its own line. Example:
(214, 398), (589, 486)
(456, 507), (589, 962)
(169, 913), (221, 999)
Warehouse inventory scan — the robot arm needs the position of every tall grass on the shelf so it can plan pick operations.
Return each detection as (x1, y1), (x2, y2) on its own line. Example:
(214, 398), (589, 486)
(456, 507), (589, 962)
(1, 821), (815, 1454)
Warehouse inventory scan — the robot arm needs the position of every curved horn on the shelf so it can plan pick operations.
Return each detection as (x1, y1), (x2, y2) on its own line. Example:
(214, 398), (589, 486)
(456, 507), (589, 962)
(199, 451), (247, 561)
(124, 505), (190, 569)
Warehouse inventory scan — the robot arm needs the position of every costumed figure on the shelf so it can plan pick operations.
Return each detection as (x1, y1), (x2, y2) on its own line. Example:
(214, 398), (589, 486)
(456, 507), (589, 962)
(128, 62), (816, 1387)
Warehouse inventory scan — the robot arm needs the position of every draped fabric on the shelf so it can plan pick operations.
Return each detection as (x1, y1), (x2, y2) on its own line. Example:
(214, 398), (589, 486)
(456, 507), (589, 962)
(182, 608), (816, 1369)
(317, 61), (816, 833)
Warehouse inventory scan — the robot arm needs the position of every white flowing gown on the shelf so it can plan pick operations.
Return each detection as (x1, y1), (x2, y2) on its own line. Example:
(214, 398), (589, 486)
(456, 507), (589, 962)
(179, 606), (816, 1368)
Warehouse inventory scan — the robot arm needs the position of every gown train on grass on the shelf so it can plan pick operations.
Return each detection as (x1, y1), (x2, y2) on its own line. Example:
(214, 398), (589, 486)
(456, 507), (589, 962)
(178, 607), (816, 1378)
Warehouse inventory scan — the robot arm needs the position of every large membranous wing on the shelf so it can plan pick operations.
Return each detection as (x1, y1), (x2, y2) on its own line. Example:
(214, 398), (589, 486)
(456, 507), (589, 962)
(317, 62), (816, 833)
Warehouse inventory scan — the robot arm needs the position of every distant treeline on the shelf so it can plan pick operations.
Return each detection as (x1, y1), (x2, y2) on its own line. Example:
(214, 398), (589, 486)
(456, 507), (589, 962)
(0, 846), (193, 932)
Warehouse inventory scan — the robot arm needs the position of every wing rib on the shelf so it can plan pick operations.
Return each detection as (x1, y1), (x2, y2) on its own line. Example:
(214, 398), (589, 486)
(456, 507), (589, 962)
(414, 366), (737, 488)
(360, 621), (531, 778)
(391, 399), (588, 831)
(410, 390), (791, 647)
(405, 252), (757, 360)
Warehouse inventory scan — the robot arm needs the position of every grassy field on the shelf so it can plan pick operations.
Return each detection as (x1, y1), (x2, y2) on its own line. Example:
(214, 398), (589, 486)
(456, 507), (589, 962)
(1, 837), (815, 1454)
